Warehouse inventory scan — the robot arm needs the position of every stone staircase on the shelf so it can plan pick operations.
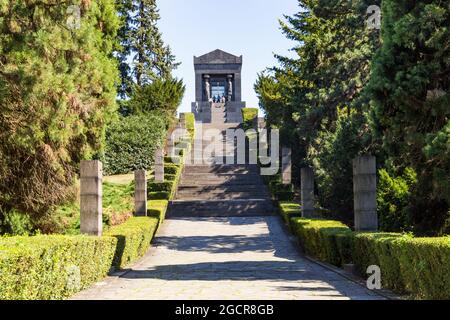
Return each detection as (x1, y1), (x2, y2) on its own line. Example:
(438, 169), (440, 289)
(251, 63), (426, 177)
(211, 103), (227, 124)
(167, 123), (276, 218)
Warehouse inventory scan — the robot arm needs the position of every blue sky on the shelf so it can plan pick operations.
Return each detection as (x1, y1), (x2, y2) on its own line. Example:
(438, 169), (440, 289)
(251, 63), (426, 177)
(157, 0), (299, 116)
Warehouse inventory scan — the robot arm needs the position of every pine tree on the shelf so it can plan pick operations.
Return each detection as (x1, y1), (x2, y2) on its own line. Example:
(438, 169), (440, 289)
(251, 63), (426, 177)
(367, 0), (450, 234)
(256, 0), (381, 222)
(117, 0), (179, 98)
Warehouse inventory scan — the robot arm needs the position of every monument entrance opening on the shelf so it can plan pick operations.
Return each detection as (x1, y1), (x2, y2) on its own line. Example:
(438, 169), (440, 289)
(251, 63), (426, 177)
(192, 49), (246, 123)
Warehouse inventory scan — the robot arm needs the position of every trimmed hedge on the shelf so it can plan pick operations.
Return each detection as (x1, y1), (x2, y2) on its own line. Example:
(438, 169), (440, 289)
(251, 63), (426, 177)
(290, 216), (450, 299)
(278, 202), (302, 225)
(105, 217), (159, 270)
(0, 235), (117, 300)
(291, 218), (353, 267)
(104, 114), (166, 175)
(0, 202), (169, 300)
(241, 108), (258, 131)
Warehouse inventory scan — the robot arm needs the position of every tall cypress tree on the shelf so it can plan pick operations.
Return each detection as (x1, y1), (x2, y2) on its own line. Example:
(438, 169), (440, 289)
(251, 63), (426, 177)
(117, 0), (178, 98)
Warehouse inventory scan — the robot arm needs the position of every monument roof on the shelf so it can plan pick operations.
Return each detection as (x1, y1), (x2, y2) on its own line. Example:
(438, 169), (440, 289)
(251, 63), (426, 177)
(194, 49), (242, 65)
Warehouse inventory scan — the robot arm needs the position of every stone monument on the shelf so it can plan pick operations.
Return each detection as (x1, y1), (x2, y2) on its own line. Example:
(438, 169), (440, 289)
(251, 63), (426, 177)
(191, 49), (246, 123)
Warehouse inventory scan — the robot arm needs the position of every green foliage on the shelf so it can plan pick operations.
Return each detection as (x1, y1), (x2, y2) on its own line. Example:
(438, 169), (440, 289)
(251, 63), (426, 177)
(241, 108), (258, 131)
(0, 210), (34, 236)
(0, 207), (168, 300)
(104, 114), (166, 175)
(315, 109), (372, 224)
(367, 0), (450, 234)
(183, 113), (196, 135)
(377, 168), (417, 233)
(291, 218), (354, 267)
(0, 235), (117, 300)
(0, 0), (120, 232)
(255, 0), (381, 225)
(290, 217), (450, 299)
(116, 0), (179, 98)
(278, 202), (301, 226)
(147, 200), (169, 227)
(105, 217), (158, 269)
(129, 78), (185, 119)
(266, 175), (295, 201)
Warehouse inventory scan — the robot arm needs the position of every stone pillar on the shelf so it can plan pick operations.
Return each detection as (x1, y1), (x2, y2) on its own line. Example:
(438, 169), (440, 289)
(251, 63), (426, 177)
(155, 148), (164, 182)
(353, 155), (378, 231)
(134, 170), (147, 216)
(180, 113), (186, 130)
(301, 167), (315, 218)
(80, 160), (103, 236)
(282, 147), (292, 185)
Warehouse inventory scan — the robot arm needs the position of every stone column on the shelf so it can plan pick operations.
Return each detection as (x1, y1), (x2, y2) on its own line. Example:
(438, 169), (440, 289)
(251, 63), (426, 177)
(80, 160), (103, 236)
(155, 148), (164, 182)
(353, 155), (378, 231)
(180, 113), (186, 130)
(301, 167), (315, 218)
(282, 147), (292, 185)
(134, 170), (147, 216)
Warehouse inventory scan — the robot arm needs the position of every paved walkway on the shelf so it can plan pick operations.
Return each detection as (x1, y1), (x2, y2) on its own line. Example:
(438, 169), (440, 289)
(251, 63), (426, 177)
(73, 217), (385, 300)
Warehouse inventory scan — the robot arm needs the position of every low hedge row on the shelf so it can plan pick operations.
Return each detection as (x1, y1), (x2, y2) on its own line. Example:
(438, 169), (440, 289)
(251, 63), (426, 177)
(289, 215), (450, 299)
(241, 108), (258, 131)
(0, 200), (169, 300)
(278, 202), (302, 225)
(264, 174), (295, 201)
(148, 134), (191, 200)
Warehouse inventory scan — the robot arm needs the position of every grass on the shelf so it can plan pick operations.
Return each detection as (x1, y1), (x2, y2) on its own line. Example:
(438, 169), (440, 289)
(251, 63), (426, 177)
(55, 178), (135, 235)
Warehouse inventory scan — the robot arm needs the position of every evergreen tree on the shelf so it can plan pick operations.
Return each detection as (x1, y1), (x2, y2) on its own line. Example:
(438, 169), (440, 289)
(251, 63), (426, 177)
(117, 0), (179, 98)
(367, 0), (450, 234)
(256, 0), (381, 221)
(0, 0), (120, 232)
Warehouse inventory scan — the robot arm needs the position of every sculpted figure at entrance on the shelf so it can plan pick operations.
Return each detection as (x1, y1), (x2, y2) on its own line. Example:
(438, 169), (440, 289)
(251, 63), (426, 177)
(227, 75), (233, 102)
(204, 76), (211, 102)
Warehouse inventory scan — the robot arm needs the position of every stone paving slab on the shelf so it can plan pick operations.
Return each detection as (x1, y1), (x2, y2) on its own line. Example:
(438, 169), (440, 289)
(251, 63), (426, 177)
(72, 217), (386, 300)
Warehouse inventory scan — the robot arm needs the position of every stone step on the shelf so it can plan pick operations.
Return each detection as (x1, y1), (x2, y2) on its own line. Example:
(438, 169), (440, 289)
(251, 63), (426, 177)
(177, 185), (269, 195)
(181, 165), (260, 174)
(167, 200), (276, 218)
(179, 179), (264, 186)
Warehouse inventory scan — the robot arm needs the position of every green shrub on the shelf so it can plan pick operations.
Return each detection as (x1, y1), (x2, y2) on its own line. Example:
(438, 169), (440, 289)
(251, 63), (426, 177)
(378, 168), (417, 232)
(0, 235), (117, 300)
(279, 202), (301, 225)
(0, 0), (119, 232)
(148, 181), (175, 193)
(148, 192), (171, 200)
(148, 200), (169, 227)
(104, 114), (166, 175)
(0, 212), (168, 300)
(128, 78), (185, 120)
(105, 217), (159, 270)
(269, 180), (295, 201)
(290, 217), (450, 299)
(184, 113), (196, 135)
(291, 218), (353, 267)
(165, 156), (181, 165)
(241, 108), (258, 131)
(164, 165), (181, 175)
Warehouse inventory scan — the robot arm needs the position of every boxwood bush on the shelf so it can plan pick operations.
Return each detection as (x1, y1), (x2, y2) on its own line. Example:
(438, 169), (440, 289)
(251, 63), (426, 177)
(0, 204), (168, 300)
(241, 108), (258, 131)
(104, 114), (166, 175)
(290, 216), (450, 299)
